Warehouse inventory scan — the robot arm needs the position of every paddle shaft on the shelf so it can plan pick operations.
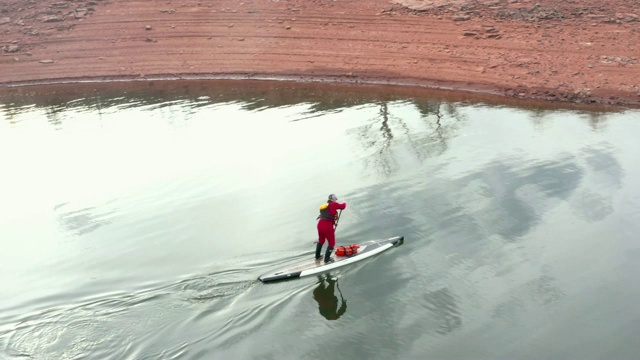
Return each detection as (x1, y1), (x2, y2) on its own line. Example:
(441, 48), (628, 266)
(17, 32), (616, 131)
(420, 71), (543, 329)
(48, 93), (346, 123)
(334, 209), (342, 230)
(336, 280), (344, 302)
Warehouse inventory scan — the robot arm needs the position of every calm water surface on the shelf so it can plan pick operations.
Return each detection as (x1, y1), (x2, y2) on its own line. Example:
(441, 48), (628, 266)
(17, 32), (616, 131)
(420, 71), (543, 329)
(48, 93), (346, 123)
(0, 82), (639, 360)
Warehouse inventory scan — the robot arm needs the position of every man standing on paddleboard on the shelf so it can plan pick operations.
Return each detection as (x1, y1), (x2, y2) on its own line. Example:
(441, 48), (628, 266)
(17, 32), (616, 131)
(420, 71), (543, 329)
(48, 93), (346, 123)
(316, 194), (347, 263)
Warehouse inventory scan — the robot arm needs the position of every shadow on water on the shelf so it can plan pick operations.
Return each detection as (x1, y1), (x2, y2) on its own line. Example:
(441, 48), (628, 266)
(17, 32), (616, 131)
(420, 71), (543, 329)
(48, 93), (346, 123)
(312, 276), (348, 321)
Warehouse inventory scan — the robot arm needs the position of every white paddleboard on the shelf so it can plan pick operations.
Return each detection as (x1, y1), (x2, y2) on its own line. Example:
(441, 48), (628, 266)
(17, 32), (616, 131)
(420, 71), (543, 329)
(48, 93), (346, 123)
(258, 236), (404, 283)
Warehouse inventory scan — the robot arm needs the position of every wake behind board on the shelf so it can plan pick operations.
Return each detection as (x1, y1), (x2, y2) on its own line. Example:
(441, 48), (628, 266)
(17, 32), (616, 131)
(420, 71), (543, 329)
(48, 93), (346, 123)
(258, 236), (404, 283)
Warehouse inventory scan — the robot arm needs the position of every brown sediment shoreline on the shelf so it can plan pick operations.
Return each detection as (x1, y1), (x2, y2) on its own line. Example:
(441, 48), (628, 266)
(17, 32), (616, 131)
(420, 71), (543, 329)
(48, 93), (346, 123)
(1, 0), (639, 108)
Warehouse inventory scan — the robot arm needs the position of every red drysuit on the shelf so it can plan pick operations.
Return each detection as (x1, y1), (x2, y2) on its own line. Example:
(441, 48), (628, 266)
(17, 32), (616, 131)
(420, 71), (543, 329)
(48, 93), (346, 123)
(317, 200), (347, 248)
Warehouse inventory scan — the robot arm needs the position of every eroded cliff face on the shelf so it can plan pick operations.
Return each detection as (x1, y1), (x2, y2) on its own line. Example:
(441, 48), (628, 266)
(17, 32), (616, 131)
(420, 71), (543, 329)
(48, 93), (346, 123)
(1, 0), (639, 107)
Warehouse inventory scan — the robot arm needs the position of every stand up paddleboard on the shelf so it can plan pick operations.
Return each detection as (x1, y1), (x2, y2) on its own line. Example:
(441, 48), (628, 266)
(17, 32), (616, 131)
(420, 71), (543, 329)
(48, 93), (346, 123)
(258, 236), (404, 283)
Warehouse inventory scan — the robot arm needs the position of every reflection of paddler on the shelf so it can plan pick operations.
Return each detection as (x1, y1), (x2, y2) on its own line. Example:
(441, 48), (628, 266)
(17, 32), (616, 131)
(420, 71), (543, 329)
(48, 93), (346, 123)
(313, 277), (347, 320)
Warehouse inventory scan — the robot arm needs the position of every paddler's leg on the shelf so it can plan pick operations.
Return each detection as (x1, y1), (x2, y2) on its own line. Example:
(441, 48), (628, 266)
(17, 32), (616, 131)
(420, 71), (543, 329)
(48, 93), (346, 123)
(324, 247), (335, 263)
(316, 222), (326, 260)
(324, 227), (336, 263)
(315, 243), (323, 260)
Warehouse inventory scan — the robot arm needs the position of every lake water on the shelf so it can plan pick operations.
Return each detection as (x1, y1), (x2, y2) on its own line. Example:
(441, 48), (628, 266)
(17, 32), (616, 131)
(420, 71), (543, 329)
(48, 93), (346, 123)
(1, 81), (639, 360)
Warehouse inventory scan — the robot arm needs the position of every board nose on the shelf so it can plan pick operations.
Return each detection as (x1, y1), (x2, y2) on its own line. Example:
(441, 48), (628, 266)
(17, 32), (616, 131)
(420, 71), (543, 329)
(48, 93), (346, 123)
(390, 236), (404, 245)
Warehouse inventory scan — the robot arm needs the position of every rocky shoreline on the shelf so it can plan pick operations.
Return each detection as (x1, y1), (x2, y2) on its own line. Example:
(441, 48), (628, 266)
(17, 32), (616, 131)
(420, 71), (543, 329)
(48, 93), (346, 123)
(1, 0), (639, 107)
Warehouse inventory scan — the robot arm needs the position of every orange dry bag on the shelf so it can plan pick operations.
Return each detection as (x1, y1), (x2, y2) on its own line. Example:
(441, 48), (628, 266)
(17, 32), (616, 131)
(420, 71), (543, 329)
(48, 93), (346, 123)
(335, 244), (360, 257)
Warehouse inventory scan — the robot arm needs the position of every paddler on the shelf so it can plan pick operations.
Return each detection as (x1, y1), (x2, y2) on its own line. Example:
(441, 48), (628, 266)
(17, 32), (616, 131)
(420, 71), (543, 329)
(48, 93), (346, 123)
(316, 194), (347, 263)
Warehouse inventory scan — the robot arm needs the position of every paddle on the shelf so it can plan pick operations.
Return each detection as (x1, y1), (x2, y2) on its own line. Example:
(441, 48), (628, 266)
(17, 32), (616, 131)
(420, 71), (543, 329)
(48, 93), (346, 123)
(336, 280), (345, 302)
(334, 209), (343, 230)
